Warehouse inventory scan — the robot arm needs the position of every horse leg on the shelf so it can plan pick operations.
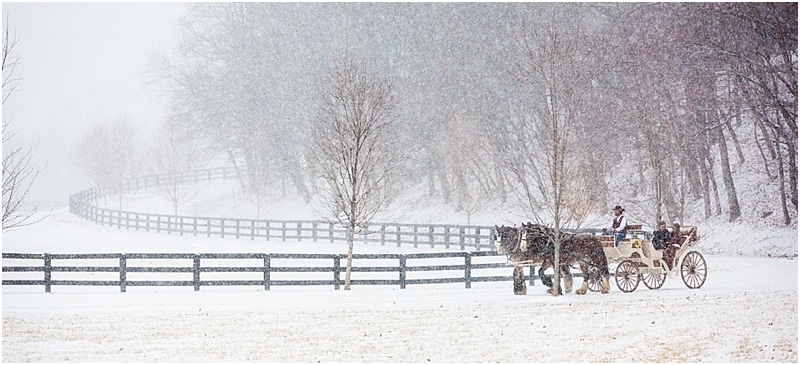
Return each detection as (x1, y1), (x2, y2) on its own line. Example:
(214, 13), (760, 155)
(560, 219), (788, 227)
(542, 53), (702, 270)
(513, 266), (527, 295)
(538, 263), (553, 288)
(601, 275), (610, 294)
(561, 263), (573, 293)
(540, 261), (563, 295)
(575, 261), (589, 295)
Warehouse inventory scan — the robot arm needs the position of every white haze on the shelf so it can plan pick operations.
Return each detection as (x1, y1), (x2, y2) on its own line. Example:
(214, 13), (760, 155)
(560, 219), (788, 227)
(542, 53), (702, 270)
(1, 3), (186, 204)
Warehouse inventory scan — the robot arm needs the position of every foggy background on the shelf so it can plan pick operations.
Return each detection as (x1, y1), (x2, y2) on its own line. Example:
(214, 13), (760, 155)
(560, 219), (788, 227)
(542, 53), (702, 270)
(2, 3), (185, 204)
(2, 3), (796, 228)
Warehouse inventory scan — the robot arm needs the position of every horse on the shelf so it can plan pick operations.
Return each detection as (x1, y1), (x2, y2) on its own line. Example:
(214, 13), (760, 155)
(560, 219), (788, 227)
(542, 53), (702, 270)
(495, 224), (572, 295)
(521, 222), (611, 295)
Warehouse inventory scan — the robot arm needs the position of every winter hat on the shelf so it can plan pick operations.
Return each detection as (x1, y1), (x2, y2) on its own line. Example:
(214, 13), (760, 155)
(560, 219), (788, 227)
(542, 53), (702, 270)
(612, 205), (625, 212)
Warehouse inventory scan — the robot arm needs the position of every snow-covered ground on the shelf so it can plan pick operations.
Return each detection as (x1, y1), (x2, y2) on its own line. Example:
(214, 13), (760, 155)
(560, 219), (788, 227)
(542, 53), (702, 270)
(2, 203), (798, 362)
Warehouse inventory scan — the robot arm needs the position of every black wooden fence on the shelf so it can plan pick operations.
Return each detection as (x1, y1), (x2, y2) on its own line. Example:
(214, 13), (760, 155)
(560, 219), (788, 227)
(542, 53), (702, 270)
(69, 167), (497, 250)
(1, 251), (549, 293)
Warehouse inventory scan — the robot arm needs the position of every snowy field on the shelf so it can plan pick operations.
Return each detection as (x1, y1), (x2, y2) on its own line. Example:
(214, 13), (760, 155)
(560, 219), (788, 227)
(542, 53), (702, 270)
(2, 208), (798, 362)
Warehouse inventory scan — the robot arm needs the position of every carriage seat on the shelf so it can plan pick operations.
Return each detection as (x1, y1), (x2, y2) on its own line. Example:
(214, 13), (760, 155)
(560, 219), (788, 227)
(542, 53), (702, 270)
(671, 226), (698, 246)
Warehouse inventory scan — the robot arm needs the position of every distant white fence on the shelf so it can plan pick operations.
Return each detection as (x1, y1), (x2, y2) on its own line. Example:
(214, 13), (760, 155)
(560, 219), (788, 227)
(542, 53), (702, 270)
(68, 167), (497, 251)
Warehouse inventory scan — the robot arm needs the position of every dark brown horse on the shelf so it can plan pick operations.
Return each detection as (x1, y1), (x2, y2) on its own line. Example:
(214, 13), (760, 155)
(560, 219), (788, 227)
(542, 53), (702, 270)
(496, 224), (610, 295)
(521, 223), (611, 294)
(495, 225), (573, 295)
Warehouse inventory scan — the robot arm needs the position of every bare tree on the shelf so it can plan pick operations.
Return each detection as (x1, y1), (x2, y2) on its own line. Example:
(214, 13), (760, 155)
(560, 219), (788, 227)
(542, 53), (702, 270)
(308, 58), (398, 290)
(152, 3), (311, 205)
(149, 117), (208, 216)
(501, 15), (604, 296)
(437, 107), (493, 225)
(2, 17), (43, 231)
(75, 118), (140, 210)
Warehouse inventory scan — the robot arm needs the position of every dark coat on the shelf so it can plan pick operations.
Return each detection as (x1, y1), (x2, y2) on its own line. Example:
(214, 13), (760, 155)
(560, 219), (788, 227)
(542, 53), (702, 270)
(652, 229), (671, 250)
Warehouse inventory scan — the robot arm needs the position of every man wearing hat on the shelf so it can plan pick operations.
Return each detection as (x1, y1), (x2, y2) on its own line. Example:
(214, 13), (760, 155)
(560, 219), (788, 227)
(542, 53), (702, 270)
(603, 205), (627, 247)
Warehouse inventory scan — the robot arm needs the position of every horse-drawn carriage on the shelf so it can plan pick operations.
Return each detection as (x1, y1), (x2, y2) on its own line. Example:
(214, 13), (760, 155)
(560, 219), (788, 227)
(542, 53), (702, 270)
(588, 224), (707, 293)
(494, 222), (707, 295)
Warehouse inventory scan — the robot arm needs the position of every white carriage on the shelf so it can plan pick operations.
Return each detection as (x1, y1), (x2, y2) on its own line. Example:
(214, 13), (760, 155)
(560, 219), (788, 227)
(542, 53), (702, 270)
(589, 224), (707, 293)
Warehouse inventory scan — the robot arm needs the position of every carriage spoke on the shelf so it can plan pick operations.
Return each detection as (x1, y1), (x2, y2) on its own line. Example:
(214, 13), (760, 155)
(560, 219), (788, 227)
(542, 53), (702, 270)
(641, 271), (666, 290)
(681, 251), (707, 289)
(614, 260), (639, 293)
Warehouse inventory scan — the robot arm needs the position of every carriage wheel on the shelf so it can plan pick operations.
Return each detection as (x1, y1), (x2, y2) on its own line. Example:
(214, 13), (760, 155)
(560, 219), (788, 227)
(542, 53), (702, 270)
(615, 260), (640, 293)
(680, 251), (707, 289)
(641, 271), (667, 290)
(587, 266), (602, 292)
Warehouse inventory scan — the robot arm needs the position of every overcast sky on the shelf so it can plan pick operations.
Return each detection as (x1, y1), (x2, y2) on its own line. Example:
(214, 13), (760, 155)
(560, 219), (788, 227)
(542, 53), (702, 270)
(2, 2), (187, 204)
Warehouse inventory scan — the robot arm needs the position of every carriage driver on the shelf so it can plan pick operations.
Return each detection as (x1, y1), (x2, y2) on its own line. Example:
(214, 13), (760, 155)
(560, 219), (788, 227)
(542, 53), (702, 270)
(602, 205), (627, 247)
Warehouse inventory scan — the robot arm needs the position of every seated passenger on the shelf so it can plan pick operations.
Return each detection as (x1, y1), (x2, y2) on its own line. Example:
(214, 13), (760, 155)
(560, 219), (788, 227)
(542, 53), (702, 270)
(651, 221), (671, 250)
(663, 223), (683, 270)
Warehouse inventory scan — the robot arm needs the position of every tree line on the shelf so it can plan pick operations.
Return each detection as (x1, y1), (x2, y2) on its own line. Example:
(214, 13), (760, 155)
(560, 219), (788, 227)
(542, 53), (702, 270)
(66, 3), (796, 231)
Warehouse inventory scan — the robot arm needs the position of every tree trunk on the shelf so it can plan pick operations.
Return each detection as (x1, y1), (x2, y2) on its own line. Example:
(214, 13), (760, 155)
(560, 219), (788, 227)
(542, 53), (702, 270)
(787, 140), (798, 210)
(344, 224), (355, 290)
(699, 160), (712, 218)
(715, 125), (741, 221)
(726, 119), (745, 165)
(775, 139), (791, 225)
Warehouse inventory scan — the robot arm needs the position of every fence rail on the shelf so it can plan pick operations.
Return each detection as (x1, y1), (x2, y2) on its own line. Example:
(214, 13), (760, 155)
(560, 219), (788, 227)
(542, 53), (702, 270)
(68, 167), (497, 250)
(1, 251), (557, 293)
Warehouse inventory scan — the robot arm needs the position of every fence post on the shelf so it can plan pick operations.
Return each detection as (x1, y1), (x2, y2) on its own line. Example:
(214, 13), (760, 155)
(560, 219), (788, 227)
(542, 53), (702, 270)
(297, 222), (302, 241)
(460, 227), (466, 250)
(119, 254), (127, 293)
(333, 254), (341, 290)
(44, 253), (52, 293)
(529, 266), (535, 287)
(474, 227), (481, 250)
(464, 252), (472, 289)
(266, 221), (271, 241)
(312, 222), (318, 242)
(399, 254), (407, 289)
(251, 220), (255, 241)
(282, 222), (287, 242)
(380, 224), (386, 246)
(220, 219), (225, 238)
(396, 224), (402, 247)
(413, 226), (419, 248)
(193, 255), (201, 291)
(235, 219), (240, 239)
(444, 226), (450, 249)
(263, 254), (271, 291)
(329, 223), (334, 243)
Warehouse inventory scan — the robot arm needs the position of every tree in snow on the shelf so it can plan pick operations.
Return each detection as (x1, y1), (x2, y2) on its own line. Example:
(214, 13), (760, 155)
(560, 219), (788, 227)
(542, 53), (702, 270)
(75, 118), (140, 211)
(148, 117), (208, 216)
(153, 3), (312, 209)
(436, 106), (494, 226)
(308, 58), (398, 290)
(500, 10), (606, 296)
(2, 19), (43, 231)
(688, 3), (797, 224)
